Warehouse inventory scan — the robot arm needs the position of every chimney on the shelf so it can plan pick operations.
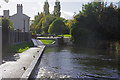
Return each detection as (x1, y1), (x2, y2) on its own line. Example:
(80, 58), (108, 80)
(3, 10), (9, 18)
(17, 4), (23, 14)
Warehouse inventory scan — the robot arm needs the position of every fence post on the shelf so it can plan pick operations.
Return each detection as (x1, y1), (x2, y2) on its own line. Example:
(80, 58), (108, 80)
(29, 32), (32, 42)
(18, 31), (20, 43)
(16, 31), (18, 43)
(24, 32), (26, 42)
(9, 29), (11, 44)
(12, 30), (14, 44)
(15, 31), (17, 43)
(20, 31), (21, 42)
(13, 30), (15, 44)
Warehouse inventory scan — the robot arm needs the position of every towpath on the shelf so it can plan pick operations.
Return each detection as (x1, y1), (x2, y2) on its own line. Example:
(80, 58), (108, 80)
(0, 39), (45, 79)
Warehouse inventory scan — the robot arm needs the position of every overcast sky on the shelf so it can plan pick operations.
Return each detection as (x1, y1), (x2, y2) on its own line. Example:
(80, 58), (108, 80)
(0, 0), (119, 20)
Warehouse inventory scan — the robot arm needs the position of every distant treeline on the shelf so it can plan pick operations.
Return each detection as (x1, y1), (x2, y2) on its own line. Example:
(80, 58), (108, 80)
(30, 2), (120, 49)
(30, 14), (69, 35)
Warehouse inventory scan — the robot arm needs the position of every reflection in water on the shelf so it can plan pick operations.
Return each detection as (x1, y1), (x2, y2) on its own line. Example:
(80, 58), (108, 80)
(37, 46), (120, 79)
(115, 50), (120, 78)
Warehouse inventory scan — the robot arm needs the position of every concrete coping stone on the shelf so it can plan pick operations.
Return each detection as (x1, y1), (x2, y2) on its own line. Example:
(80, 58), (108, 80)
(32, 39), (38, 46)
(20, 45), (45, 80)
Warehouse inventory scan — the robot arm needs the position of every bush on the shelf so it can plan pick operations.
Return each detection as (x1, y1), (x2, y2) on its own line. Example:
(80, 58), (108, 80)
(48, 18), (69, 34)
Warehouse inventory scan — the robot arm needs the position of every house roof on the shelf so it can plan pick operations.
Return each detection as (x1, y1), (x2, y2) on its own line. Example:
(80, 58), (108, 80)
(11, 13), (30, 19)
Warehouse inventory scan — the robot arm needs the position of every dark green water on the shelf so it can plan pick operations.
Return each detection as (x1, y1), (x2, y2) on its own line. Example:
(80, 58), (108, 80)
(37, 46), (120, 79)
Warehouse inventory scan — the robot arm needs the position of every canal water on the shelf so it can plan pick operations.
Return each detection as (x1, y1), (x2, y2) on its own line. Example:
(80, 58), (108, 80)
(36, 46), (120, 79)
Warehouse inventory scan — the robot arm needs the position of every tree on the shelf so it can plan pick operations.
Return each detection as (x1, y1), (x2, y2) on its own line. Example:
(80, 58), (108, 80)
(30, 13), (44, 34)
(2, 18), (14, 30)
(36, 17), (45, 34)
(71, 14), (93, 47)
(71, 1), (120, 48)
(54, 0), (61, 17)
(48, 18), (69, 34)
(2, 18), (9, 29)
(66, 19), (76, 33)
(98, 7), (119, 40)
(33, 13), (44, 27)
(71, 2), (103, 48)
(42, 15), (56, 34)
(8, 18), (14, 30)
(43, 0), (50, 15)
(30, 24), (34, 34)
(82, 2), (102, 15)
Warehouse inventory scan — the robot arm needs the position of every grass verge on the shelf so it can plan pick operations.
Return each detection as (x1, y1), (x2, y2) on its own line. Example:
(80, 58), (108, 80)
(40, 40), (54, 45)
(9, 41), (34, 53)
(58, 34), (71, 37)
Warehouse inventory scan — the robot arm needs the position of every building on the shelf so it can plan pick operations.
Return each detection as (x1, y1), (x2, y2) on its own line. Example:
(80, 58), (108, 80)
(0, 4), (30, 32)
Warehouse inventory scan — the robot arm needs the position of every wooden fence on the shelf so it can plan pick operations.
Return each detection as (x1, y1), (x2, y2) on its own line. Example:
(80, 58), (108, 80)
(2, 27), (32, 55)
(8, 29), (31, 44)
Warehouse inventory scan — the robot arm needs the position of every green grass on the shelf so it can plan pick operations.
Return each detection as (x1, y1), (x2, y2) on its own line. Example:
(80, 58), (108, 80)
(40, 40), (54, 45)
(9, 41), (34, 53)
(58, 34), (71, 37)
